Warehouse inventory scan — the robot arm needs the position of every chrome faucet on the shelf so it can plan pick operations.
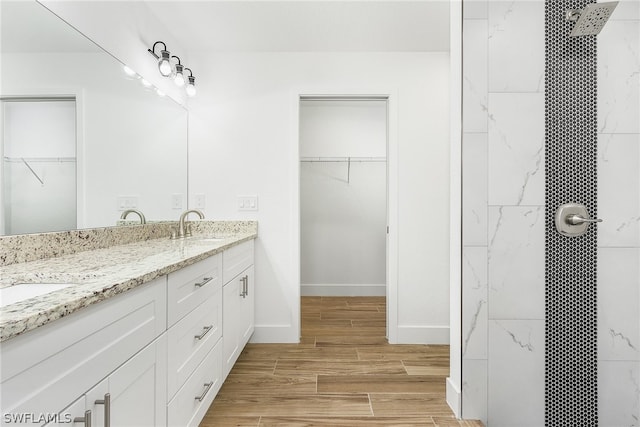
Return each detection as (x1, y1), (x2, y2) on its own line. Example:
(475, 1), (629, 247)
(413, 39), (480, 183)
(177, 209), (204, 238)
(120, 209), (146, 224)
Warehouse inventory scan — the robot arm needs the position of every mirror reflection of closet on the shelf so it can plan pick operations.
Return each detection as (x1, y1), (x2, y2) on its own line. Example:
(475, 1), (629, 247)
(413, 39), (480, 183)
(1, 98), (77, 234)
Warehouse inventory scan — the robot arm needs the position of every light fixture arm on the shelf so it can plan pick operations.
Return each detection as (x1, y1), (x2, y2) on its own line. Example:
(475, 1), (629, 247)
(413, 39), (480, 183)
(184, 67), (193, 77)
(148, 41), (167, 59)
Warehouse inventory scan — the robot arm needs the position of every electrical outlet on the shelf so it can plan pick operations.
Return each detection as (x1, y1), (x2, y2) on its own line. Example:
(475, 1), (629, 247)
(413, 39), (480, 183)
(171, 194), (183, 210)
(194, 194), (206, 209)
(237, 195), (258, 211)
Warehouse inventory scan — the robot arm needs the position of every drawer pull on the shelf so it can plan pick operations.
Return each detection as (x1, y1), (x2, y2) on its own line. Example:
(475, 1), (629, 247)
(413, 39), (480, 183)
(74, 410), (92, 426)
(195, 381), (214, 402)
(94, 393), (111, 427)
(194, 325), (213, 340)
(195, 277), (213, 288)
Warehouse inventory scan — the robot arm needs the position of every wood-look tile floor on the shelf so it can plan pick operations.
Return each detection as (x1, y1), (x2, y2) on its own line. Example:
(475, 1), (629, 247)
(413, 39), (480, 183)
(201, 296), (484, 427)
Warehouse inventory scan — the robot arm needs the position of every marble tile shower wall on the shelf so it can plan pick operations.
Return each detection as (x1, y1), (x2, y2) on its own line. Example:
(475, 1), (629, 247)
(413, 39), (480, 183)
(461, 1), (639, 426)
(597, 0), (640, 425)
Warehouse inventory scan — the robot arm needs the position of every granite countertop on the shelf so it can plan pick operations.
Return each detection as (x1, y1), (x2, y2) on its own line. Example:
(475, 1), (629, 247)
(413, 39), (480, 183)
(0, 232), (256, 342)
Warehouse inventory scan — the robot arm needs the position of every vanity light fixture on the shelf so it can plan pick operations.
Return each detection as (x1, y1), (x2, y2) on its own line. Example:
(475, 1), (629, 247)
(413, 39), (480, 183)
(172, 56), (186, 87)
(185, 68), (196, 97)
(148, 41), (172, 77)
(148, 41), (197, 97)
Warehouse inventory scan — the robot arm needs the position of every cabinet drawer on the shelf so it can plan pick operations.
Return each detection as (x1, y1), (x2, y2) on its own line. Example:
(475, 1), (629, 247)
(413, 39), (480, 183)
(167, 285), (222, 399)
(222, 240), (254, 284)
(0, 277), (166, 421)
(168, 254), (222, 326)
(167, 340), (223, 427)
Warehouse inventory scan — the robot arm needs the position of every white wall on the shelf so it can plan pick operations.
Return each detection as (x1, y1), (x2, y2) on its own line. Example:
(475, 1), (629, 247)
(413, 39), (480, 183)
(187, 52), (450, 344)
(299, 100), (387, 158)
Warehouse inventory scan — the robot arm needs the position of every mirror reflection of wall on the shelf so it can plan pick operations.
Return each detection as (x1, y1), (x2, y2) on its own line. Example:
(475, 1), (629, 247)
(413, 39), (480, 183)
(2, 99), (77, 234)
(0, 1), (188, 235)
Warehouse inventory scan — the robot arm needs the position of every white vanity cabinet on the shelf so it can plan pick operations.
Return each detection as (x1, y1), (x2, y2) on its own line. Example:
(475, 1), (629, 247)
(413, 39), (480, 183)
(222, 240), (255, 379)
(0, 277), (167, 427)
(0, 237), (256, 427)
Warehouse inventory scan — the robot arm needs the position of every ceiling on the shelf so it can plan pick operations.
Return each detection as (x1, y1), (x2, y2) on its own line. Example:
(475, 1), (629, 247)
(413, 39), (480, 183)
(145, 1), (451, 53)
(0, 2), (101, 53)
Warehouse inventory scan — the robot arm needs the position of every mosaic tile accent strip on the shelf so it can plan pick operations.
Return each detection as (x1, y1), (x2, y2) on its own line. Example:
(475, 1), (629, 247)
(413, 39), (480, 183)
(545, 0), (598, 425)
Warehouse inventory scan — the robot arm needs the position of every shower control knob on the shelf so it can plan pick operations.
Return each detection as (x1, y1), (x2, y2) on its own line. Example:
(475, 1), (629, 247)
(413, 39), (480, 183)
(555, 203), (602, 237)
(566, 214), (603, 225)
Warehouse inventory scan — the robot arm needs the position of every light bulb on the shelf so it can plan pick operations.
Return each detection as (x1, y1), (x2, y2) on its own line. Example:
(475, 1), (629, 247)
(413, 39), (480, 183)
(186, 75), (196, 97)
(158, 49), (172, 76)
(174, 63), (185, 87)
(159, 60), (172, 76)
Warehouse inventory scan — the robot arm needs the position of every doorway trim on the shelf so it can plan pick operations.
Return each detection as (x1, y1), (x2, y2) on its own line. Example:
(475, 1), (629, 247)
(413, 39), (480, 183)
(291, 90), (399, 343)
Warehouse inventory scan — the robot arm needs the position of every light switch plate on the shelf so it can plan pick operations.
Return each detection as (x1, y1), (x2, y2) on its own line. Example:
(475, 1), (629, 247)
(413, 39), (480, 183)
(237, 195), (258, 211)
(117, 195), (138, 211)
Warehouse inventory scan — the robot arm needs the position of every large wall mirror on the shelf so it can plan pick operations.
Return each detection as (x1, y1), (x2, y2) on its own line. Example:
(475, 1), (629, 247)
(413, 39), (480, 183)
(0, 1), (188, 235)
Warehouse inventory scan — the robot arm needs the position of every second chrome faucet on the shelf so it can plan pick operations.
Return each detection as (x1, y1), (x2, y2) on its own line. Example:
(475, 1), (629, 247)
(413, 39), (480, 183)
(176, 209), (205, 239)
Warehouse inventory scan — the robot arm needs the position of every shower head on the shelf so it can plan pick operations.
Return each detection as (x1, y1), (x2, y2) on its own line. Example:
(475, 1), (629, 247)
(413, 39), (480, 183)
(566, 1), (618, 37)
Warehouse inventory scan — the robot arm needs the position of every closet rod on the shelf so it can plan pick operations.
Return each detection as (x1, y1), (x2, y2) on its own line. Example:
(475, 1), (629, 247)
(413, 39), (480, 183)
(300, 156), (386, 163)
(4, 156), (76, 163)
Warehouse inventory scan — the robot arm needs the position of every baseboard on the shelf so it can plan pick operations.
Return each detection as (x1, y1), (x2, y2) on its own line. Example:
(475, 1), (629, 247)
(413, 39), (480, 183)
(250, 325), (299, 343)
(446, 377), (462, 418)
(395, 325), (450, 344)
(300, 283), (386, 296)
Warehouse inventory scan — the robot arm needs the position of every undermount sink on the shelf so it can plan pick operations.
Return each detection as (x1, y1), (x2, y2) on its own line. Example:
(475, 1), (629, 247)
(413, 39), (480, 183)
(0, 283), (74, 308)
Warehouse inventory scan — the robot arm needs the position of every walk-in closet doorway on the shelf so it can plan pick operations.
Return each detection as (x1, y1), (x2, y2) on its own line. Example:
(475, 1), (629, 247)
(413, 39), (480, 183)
(297, 95), (396, 339)
(1, 98), (77, 235)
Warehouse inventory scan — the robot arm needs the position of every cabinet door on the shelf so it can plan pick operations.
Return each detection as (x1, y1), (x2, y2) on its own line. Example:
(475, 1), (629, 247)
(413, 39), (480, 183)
(222, 276), (242, 379)
(84, 335), (167, 427)
(239, 266), (255, 349)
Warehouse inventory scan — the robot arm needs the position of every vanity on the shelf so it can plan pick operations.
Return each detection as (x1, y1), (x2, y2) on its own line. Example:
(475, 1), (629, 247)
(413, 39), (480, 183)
(0, 221), (257, 427)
